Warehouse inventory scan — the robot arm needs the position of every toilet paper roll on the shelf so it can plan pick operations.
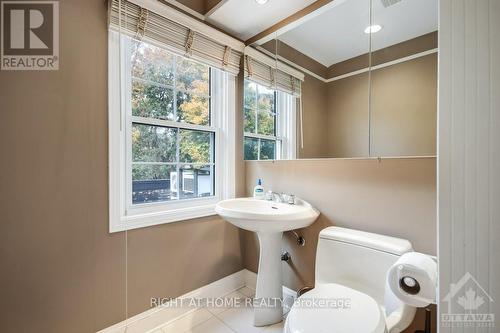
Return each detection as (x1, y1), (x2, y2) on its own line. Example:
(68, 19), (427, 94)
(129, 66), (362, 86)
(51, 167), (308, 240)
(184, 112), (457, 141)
(387, 252), (437, 307)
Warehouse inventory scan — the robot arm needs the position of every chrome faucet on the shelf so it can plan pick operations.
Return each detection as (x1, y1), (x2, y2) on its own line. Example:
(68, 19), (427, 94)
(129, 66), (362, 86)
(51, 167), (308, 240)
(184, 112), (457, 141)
(266, 191), (284, 202)
(266, 191), (296, 205)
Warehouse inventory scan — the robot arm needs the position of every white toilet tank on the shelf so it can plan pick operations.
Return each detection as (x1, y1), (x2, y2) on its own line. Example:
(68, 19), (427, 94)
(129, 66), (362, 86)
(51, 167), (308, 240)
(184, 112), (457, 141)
(315, 227), (413, 306)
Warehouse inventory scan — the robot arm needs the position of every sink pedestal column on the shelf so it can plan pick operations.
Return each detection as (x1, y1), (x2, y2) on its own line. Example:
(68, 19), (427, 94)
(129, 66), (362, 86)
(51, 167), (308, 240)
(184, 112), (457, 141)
(253, 232), (283, 326)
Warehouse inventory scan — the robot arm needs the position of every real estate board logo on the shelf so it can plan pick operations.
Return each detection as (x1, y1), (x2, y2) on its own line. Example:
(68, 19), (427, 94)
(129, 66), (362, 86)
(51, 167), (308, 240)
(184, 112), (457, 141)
(1, 1), (59, 70)
(441, 272), (495, 328)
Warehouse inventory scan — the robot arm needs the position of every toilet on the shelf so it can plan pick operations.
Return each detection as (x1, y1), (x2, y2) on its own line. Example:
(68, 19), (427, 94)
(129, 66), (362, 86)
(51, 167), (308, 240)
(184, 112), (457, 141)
(285, 227), (417, 333)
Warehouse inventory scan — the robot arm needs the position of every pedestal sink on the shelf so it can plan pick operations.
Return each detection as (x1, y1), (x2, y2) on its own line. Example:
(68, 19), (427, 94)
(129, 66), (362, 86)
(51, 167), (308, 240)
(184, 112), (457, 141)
(215, 197), (319, 326)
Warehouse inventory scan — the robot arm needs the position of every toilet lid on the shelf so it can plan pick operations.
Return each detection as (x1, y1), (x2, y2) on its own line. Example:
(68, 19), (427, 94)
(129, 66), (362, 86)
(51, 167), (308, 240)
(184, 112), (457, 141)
(286, 283), (386, 333)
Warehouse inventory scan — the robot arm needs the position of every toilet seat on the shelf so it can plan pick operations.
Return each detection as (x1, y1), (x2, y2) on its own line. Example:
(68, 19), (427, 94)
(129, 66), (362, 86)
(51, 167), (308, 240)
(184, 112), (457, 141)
(285, 283), (387, 333)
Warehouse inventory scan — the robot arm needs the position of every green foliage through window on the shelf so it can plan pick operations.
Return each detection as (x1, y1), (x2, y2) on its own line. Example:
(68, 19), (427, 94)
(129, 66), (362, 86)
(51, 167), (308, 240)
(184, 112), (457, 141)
(129, 38), (214, 204)
(244, 80), (278, 160)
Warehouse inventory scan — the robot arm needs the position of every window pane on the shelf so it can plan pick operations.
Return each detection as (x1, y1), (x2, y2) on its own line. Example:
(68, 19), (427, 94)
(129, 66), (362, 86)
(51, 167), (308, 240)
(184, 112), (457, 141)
(244, 107), (256, 133)
(244, 137), (259, 160)
(132, 124), (177, 162)
(131, 40), (174, 86)
(176, 57), (210, 95)
(179, 129), (213, 164)
(178, 165), (214, 199)
(176, 91), (210, 125)
(132, 164), (176, 204)
(258, 85), (275, 113)
(132, 80), (174, 120)
(244, 81), (257, 110)
(260, 139), (276, 160)
(257, 111), (276, 136)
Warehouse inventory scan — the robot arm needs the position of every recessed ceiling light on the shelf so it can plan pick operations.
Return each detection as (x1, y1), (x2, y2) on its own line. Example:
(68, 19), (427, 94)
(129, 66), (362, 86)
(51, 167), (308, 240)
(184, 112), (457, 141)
(255, 0), (269, 4)
(364, 25), (382, 34)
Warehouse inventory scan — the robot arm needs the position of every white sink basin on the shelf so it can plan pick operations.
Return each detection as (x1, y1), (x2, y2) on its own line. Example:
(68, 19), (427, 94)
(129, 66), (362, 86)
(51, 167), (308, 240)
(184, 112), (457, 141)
(215, 197), (319, 327)
(215, 197), (319, 233)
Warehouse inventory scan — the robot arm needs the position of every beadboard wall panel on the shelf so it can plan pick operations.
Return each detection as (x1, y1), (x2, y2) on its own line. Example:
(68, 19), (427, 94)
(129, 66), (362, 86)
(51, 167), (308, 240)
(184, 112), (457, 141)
(438, 0), (500, 332)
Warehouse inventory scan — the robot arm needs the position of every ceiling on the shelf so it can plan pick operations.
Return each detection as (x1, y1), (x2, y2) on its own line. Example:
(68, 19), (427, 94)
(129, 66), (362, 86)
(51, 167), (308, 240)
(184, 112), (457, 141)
(206, 0), (317, 41)
(271, 0), (437, 67)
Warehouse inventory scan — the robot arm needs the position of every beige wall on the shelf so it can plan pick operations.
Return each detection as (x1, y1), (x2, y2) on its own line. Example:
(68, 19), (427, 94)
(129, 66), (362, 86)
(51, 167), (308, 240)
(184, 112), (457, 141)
(370, 54), (437, 156)
(244, 157), (437, 332)
(298, 73), (329, 158)
(325, 72), (371, 157)
(126, 216), (243, 316)
(300, 54), (437, 158)
(264, 32), (437, 82)
(0, 2), (439, 333)
(0, 1), (243, 332)
(269, 32), (438, 159)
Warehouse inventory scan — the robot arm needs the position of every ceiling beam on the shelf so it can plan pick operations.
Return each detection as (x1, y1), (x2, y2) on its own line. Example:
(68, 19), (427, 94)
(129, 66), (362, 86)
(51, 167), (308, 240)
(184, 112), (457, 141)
(205, 0), (229, 17)
(244, 0), (335, 46)
(158, 0), (206, 20)
(156, 0), (244, 42)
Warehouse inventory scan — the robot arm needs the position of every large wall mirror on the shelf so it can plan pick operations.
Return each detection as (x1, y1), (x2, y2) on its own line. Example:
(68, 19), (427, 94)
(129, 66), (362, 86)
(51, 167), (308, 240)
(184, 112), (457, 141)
(246, 0), (438, 159)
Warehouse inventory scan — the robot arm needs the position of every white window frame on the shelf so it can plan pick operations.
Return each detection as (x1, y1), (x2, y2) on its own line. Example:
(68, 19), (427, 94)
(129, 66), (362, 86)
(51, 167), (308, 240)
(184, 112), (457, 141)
(108, 31), (235, 232)
(278, 92), (297, 160)
(243, 81), (297, 160)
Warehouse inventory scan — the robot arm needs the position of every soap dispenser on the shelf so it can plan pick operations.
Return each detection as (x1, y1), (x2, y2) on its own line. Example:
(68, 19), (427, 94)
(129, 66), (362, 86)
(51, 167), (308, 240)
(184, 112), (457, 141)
(253, 179), (265, 199)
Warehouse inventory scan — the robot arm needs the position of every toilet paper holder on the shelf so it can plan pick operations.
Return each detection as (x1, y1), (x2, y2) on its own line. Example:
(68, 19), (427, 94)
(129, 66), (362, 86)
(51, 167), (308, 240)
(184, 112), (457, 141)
(388, 252), (438, 308)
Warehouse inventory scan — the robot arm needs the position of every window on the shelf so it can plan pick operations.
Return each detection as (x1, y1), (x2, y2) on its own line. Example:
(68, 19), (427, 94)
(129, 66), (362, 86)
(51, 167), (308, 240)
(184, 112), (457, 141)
(130, 40), (214, 204)
(243, 80), (296, 160)
(109, 31), (235, 232)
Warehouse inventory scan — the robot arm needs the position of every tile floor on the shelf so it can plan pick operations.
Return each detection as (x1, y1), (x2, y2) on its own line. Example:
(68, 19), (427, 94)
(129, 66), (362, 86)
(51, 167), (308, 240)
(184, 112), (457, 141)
(149, 287), (287, 333)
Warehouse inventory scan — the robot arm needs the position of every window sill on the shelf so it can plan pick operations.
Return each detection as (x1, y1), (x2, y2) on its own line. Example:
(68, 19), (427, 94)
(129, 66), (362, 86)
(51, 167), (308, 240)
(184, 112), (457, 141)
(109, 203), (217, 233)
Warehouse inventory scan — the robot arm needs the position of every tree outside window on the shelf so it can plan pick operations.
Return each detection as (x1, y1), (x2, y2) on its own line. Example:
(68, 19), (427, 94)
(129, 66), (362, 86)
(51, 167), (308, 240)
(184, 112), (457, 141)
(129, 39), (214, 204)
(244, 80), (278, 160)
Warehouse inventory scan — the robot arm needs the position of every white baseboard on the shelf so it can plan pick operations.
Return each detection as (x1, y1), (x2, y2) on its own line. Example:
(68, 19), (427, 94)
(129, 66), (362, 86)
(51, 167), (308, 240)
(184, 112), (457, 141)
(97, 270), (246, 333)
(97, 269), (298, 333)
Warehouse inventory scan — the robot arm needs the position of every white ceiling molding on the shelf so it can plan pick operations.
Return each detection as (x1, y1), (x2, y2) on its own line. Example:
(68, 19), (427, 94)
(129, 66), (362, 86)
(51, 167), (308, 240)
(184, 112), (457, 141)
(327, 48), (438, 82)
(256, 46), (438, 83)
